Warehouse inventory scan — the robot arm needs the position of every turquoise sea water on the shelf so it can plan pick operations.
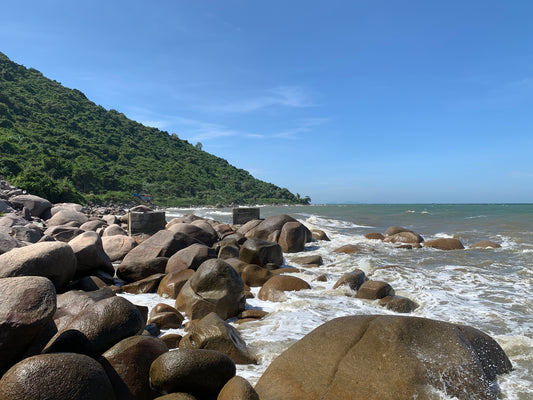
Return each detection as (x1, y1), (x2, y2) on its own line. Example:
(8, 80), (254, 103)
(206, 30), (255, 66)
(124, 203), (533, 399)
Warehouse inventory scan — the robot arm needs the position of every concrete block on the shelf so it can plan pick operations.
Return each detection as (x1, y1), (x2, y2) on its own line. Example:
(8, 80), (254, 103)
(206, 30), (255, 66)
(233, 207), (260, 225)
(128, 211), (166, 235)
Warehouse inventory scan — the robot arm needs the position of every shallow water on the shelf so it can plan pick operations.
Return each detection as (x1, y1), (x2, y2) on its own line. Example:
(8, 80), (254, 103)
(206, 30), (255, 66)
(123, 204), (533, 399)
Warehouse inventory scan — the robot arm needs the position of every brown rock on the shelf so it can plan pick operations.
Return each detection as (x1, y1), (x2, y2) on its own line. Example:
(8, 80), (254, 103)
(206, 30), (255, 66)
(244, 214), (298, 240)
(80, 219), (107, 232)
(311, 229), (330, 241)
(43, 225), (84, 242)
(278, 221), (310, 253)
(384, 226), (411, 236)
(241, 264), (274, 287)
(150, 349), (236, 399)
(0, 353), (115, 400)
(470, 240), (501, 249)
(255, 315), (512, 400)
(44, 296), (145, 357)
(383, 231), (424, 244)
(0, 276), (57, 375)
(176, 258), (246, 321)
(217, 376), (259, 400)
(69, 231), (114, 276)
(46, 209), (89, 227)
(160, 333), (183, 349)
(102, 235), (137, 261)
(290, 254), (323, 266)
(0, 241), (77, 290)
(180, 312), (256, 365)
(122, 273), (166, 294)
(355, 280), (395, 300)
(103, 224), (128, 236)
(166, 243), (217, 273)
(333, 244), (362, 254)
(167, 223), (217, 247)
(332, 269), (367, 291)
(100, 335), (168, 400)
(239, 238), (283, 267)
(258, 275), (310, 302)
(157, 269), (195, 299)
(364, 232), (385, 240)
(9, 194), (52, 218)
(378, 295), (419, 313)
(424, 238), (465, 250)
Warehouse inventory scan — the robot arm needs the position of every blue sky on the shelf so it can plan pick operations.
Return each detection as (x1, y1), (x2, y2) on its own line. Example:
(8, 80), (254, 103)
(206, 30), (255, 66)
(1, 1), (532, 203)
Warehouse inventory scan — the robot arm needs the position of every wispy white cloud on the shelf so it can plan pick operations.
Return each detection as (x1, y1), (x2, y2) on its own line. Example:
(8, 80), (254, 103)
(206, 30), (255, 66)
(206, 86), (314, 113)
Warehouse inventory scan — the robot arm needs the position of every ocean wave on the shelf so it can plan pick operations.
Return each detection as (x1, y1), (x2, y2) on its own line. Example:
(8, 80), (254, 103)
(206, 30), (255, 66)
(305, 215), (374, 230)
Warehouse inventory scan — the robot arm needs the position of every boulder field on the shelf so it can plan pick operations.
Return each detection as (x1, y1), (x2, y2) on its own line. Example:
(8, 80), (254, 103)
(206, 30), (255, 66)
(0, 179), (512, 399)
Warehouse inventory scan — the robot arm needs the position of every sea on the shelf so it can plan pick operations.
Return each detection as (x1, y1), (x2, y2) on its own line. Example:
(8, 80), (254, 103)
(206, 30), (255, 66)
(119, 204), (533, 399)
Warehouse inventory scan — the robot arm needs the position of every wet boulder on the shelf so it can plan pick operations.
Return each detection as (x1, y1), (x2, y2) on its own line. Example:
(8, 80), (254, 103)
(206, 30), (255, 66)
(239, 238), (283, 267)
(244, 214), (299, 241)
(332, 269), (367, 291)
(311, 229), (330, 241)
(0, 276), (57, 375)
(355, 280), (395, 300)
(470, 240), (501, 249)
(44, 295), (145, 357)
(278, 221), (311, 253)
(383, 231), (424, 244)
(100, 335), (168, 400)
(180, 312), (256, 365)
(378, 295), (419, 313)
(424, 238), (465, 250)
(241, 264), (274, 287)
(176, 258), (246, 321)
(0, 353), (115, 400)
(290, 254), (323, 266)
(255, 315), (513, 400)
(121, 273), (166, 294)
(258, 275), (311, 302)
(364, 232), (385, 240)
(148, 303), (185, 330)
(157, 269), (195, 299)
(0, 241), (77, 290)
(69, 231), (114, 276)
(150, 348), (236, 399)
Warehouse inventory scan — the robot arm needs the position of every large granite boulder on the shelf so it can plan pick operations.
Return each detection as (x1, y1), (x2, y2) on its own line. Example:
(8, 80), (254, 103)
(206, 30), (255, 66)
(424, 238), (465, 250)
(167, 223), (217, 247)
(166, 243), (217, 273)
(255, 315), (512, 400)
(54, 287), (116, 331)
(383, 230), (424, 244)
(0, 241), (77, 290)
(278, 221), (310, 253)
(241, 264), (274, 287)
(218, 376), (259, 400)
(239, 238), (283, 267)
(332, 269), (367, 291)
(176, 259), (246, 321)
(180, 312), (256, 364)
(100, 335), (168, 400)
(43, 225), (84, 242)
(244, 214), (298, 241)
(354, 280), (395, 300)
(157, 269), (195, 299)
(0, 353), (115, 400)
(0, 231), (24, 255)
(44, 295), (145, 357)
(9, 194), (52, 218)
(69, 231), (114, 276)
(257, 275), (311, 302)
(117, 230), (199, 282)
(102, 235), (137, 261)
(0, 276), (56, 375)
(46, 209), (89, 227)
(150, 349), (236, 399)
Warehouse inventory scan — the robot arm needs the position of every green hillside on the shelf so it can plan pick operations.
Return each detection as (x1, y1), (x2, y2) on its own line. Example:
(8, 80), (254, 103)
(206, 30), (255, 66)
(0, 52), (309, 206)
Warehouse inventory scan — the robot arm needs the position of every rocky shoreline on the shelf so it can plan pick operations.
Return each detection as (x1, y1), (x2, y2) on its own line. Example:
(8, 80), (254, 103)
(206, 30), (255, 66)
(0, 180), (513, 399)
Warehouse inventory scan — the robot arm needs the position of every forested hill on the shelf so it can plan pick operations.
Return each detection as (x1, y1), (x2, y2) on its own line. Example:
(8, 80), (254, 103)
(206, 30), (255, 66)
(0, 52), (309, 206)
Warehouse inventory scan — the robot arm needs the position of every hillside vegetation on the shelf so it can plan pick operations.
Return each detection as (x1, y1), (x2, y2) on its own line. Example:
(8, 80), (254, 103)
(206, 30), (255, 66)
(0, 52), (309, 206)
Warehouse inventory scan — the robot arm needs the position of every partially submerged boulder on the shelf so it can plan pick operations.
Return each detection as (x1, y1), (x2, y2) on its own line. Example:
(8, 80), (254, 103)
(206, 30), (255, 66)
(255, 315), (512, 400)
(424, 238), (465, 250)
(258, 275), (311, 302)
(239, 238), (283, 267)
